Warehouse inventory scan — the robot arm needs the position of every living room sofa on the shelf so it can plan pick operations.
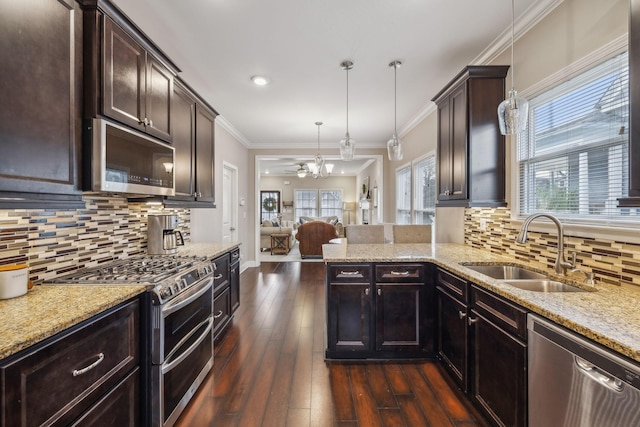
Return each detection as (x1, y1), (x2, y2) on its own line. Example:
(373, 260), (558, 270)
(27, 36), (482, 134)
(260, 219), (294, 250)
(295, 221), (338, 258)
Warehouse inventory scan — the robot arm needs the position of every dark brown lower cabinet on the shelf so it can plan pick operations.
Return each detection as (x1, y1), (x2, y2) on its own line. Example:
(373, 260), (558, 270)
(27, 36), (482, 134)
(436, 268), (528, 427)
(213, 285), (232, 340)
(437, 286), (469, 392)
(0, 299), (140, 426)
(471, 312), (527, 427)
(326, 263), (433, 360)
(230, 248), (240, 313)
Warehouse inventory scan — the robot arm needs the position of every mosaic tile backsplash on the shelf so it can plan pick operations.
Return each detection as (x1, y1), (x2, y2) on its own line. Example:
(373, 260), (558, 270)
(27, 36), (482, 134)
(465, 208), (640, 288)
(0, 195), (190, 283)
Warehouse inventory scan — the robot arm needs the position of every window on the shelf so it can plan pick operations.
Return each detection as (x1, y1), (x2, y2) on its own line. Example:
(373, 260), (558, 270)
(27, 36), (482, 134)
(413, 154), (436, 224)
(395, 166), (411, 224)
(395, 155), (437, 224)
(518, 51), (634, 222)
(260, 190), (280, 222)
(294, 189), (343, 221)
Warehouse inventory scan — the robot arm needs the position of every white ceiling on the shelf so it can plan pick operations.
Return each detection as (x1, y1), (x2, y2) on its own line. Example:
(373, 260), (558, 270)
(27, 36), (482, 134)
(111, 0), (558, 154)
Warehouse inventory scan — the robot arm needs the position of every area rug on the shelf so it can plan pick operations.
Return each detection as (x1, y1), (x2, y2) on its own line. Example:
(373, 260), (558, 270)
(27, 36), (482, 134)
(259, 240), (323, 263)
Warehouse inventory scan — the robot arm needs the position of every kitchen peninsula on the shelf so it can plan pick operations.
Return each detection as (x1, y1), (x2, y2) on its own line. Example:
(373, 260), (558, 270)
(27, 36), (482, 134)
(323, 242), (640, 363)
(324, 242), (640, 427)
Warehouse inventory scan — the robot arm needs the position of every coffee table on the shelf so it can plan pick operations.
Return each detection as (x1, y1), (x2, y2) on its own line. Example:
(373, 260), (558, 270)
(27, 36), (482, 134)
(270, 233), (291, 255)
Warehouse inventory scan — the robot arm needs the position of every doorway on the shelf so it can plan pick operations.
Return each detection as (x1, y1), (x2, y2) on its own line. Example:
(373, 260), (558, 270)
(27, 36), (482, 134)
(222, 162), (238, 243)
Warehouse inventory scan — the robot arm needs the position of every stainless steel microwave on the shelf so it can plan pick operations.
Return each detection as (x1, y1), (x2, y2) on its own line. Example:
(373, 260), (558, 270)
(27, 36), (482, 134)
(87, 118), (175, 196)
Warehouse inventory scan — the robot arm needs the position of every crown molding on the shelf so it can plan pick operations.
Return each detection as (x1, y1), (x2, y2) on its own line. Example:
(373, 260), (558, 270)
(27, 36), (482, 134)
(399, 0), (565, 138)
(216, 115), (252, 148)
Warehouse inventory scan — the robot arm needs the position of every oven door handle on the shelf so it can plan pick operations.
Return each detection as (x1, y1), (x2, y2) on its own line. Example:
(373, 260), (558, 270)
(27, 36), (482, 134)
(162, 316), (213, 375)
(162, 276), (213, 317)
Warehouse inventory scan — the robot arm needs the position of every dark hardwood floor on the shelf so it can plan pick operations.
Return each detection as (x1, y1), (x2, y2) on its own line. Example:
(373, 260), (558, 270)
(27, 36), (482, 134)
(176, 261), (487, 427)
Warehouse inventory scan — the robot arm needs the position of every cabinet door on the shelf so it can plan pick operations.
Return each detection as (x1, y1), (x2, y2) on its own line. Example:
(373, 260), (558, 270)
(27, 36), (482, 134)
(375, 284), (422, 352)
(144, 55), (174, 142)
(172, 82), (196, 198)
(0, 0), (81, 199)
(437, 287), (469, 392)
(449, 84), (468, 200)
(327, 284), (371, 353)
(230, 260), (240, 313)
(195, 103), (216, 203)
(470, 311), (527, 427)
(437, 98), (452, 200)
(103, 16), (145, 132)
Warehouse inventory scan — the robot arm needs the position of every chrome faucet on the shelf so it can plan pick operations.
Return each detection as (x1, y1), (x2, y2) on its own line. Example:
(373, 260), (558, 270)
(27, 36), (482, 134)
(515, 213), (575, 275)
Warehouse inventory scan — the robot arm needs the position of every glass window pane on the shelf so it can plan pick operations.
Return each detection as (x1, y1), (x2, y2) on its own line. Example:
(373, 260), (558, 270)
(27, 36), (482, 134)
(518, 51), (632, 222)
(396, 166), (411, 224)
(413, 155), (436, 225)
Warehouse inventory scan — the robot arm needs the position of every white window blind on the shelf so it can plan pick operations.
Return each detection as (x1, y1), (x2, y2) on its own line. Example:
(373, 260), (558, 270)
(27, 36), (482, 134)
(413, 155), (436, 224)
(294, 190), (317, 220)
(518, 51), (633, 221)
(396, 166), (411, 224)
(320, 189), (343, 219)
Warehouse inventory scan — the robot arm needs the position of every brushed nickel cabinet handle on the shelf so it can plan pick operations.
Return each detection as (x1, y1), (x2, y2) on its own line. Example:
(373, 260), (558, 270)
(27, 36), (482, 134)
(340, 270), (360, 275)
(468, 317), (478, 325)
(214, 274), (223, 280)
(377, 288), (382, 296)
(458, 311), (467, 319)
(73, 353), (105, 377)
(390, 270), (410, 276)
(214, 310), (224, 319)
(364, 288), (369, 296)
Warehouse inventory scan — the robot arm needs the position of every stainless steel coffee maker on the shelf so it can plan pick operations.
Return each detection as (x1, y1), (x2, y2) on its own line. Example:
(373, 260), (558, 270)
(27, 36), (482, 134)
(147, 214), (184, 255)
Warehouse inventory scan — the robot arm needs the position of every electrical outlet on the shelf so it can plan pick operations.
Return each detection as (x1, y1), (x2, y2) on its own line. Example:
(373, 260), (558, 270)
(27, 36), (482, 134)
(479, 218), (487, 231)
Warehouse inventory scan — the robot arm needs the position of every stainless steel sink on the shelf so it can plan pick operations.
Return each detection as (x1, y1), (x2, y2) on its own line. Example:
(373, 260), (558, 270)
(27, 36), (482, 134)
(463, 263), (592, 292)
(502, 279), (587, 293)
(464, 264), (548, 280)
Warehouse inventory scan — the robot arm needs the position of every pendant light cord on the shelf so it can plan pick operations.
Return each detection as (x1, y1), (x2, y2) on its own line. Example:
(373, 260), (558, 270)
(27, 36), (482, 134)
(510, 0), (515, 91)
(394, 63), (398, 136)
(346, 67), (350, 135)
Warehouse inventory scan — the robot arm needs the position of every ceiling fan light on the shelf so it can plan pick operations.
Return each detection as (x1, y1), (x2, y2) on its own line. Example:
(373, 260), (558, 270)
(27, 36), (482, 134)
(297, 168), (307, 178)
(325, 163), (334, 174)
(387, 134), (403, 161)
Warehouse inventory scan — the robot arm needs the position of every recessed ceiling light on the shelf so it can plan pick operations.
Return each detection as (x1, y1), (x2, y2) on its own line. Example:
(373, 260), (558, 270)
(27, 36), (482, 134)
(251, 75), (270, 86)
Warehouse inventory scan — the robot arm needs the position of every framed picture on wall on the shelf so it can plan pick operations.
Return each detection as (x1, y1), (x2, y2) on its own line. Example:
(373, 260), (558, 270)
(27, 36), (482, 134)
(362, 176), (370, 199)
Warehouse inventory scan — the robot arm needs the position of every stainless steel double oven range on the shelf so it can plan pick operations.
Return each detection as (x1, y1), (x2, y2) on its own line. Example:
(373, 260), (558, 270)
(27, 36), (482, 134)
(49, 255), (215, 426)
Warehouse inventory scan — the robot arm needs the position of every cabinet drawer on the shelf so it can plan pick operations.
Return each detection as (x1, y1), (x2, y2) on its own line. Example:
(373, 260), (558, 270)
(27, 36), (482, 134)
(471, 285), (527, 340)
(436, 268), (468, 303)
(376, 263), (425, 283)
(230, 247), (240, 266)
(212, 253), (230, 293)
(328, 264), (371, 283)
(1, 300), (139, 427)
(213, 286), (231, 339)
(70, 366), (139, 426)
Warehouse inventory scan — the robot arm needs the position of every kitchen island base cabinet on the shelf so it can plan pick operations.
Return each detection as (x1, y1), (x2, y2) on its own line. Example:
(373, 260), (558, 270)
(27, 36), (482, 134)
(437, 286), (469, 392)
(326, 263), (434, 360)
(0, 299), (140, 427)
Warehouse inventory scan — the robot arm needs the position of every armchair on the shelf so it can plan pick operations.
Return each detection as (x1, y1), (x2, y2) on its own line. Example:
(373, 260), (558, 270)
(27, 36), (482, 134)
(295, 221), (338, 258)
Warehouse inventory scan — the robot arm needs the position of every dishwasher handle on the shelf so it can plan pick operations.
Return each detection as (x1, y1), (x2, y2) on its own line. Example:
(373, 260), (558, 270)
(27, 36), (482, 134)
(576, 356), (624, 392)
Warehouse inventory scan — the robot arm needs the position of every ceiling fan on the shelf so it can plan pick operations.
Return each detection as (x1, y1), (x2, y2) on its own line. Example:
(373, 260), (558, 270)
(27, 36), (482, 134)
(284, 163), (309, 178)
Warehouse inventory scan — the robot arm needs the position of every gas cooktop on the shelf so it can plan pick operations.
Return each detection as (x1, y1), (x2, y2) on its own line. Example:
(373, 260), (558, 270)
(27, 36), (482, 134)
(47, 255), (214, 303)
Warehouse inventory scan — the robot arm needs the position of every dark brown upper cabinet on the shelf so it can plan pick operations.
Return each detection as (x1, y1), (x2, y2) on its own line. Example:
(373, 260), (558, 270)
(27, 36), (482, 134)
(81, 0), (179, 143)
(166, 80), (217, 207)
(432, 66), (509, 207)
(0, 0), (83, 207)
(618, 0), (640, 206)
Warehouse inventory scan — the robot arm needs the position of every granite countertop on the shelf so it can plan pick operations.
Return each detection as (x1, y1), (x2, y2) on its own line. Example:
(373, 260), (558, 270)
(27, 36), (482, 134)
(179, 242), (241, 259)
(0, 243), (240, 361)
(323, 242), (640, 364)
(0, 285), (146, 360)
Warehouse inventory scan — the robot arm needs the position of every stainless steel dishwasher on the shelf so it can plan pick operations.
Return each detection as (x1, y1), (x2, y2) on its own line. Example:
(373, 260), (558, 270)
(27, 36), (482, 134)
(528, 314), (640, 427)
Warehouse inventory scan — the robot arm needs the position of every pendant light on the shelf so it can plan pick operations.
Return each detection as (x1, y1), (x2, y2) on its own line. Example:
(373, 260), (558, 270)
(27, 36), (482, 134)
(310, 121), (327, 179)
(497, 0), (529, 136)
(339, 60), (356, 161)
(387, 60), (404, 161)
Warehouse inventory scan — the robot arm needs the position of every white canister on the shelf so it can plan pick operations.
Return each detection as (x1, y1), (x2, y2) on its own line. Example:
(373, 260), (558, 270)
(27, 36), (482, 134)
(0, 265), (28, 300)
